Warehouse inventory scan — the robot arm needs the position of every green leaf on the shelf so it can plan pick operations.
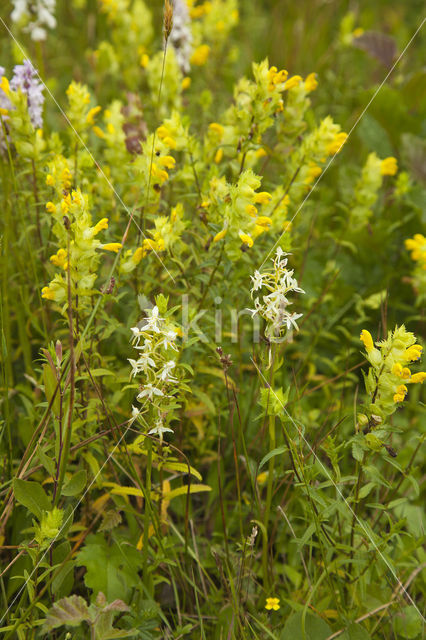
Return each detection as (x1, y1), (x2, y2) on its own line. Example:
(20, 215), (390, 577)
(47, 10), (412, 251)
(43, 595), (91, 631)
(37, 445), (56, 476)
(280, 611), (332, 639)
(13, 479), (51, 519)
(161, 461), (202, 481)
(62, 469), (87, 497)
(259, 445), (288, 471)
(42, 363), (61, 415)
(394, 606), (423, 639)
(340, 623), (371, 640)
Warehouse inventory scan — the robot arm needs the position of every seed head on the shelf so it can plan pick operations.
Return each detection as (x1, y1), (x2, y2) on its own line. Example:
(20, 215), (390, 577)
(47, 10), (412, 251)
(164, 0), (174, 41)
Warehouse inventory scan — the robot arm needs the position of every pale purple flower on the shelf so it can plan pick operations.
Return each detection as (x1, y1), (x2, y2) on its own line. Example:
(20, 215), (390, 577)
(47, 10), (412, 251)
(170, 0), (193, 74)
(10, 60), (45, 128)
(11, 0), (56, 42)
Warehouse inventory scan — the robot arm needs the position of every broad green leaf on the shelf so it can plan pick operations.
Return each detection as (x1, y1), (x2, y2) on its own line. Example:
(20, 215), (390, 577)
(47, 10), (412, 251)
(13, 479), (51, 519)
(62, 469), (87, 497)
(259, 445), (288, 470)
(341, 623), (371, 640)
(280, 611), (332, 639)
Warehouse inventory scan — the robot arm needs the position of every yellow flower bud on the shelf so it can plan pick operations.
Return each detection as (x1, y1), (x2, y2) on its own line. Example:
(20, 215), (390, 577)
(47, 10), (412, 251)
(326, 132), (348, 155)
(380, 157), (398, 176)
(41, 286), (55, 300)
(46, 174), (55, 186)
(86, 106), (101, 125)
(140, 53), (149, 68)
(102, 242), (122, 253)
(213, 228), (227, 242)
(93, 126), (106, 139)
(284, 75), (302, 90)
(0, 77), (10, 96)
(254, 192), (272, 204)
(93, 218), (109, 235)
(409, 372), (426, 384)
(360, 329), (374, 352)
(404, 345), (422, 362)
(181, 77), (191, 90)
(256, 216), (273, 228)
(238, 230), (254, 248)
(214, 148), (223, 164)
(132, 247), (143, 264)
(209, 122), (224, 138)
(304, 72), (318, 92)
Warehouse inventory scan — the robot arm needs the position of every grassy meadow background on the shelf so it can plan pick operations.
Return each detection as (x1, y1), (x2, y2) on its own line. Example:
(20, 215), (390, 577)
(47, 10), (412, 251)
(0, 1), (425, 639)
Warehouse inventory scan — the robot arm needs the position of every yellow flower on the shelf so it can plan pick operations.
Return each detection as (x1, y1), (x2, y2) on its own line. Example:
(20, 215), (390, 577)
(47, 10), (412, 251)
(360, 329), (374, 352)
(405, 234), (426, 264)
(93, 218), (109, 235)
(410, 371), (426, 384)
(327, 132), (348, 155)
(46, 174), (55, 186)
(380, 157), (398, 176)
(209, 122), (224, 138)
(213, 228), (227, 242)
(102, 242), (122, 253)
(265, 597), (280, 611)
(404, 345), (422, 362)
(158, 155), (176, 169)
(46, 202), (56, 214)
(50, 249), (68, 268)
(246, 204), (258, 217)
(140, 53), (149, 68)
(181, 77), (191, 90)
(253, 192), (272, 205)
(255, 216), (272, 229)
(393, 384), (408, 403)
(93, 126), (106, 139)
(255, 148), (267, 159)
(256, 471), (268, 485)
(86, 106), (101, 125)
(0, 107), (8, 116)
(132, 247), (144, 264)
(238, 231), (253, 248)
(191, 44), (210, 66)
(304, 72), (318, 92)
(0, 76), (10, 96)
(41, 286), (56, 300)
(284, 75), (302, 90)
(214, 148), (223, 164)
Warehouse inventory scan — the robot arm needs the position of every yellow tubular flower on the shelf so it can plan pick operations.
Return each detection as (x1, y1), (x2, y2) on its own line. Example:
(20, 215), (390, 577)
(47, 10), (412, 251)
(46, 202), (56, 214)
(304, 72), (318, 92)
(327, 132), (348, 155)
(86, 106), (101, 125)
(50, 249), (68, 268)
(246, 204), (258, 217)
(391, 363), (403, 376)
(102, 243), (122, 253)
(405, 234), (426, 263)
(256, 216), (273, 228)
(181, 77), (191, 90)
(404, 345), (423, 362)
(93, 126), (106, 139)
(209, 122), (224, 138)
(41, 286), (55, 300)
(380, 157), (398, 176)
(254, 192), (272, 204)
(132, 247), (144, 264)
(284, 75), (302, 90)
(190, 44), (210, 66)
(239, 231), (254, 248)
(214, 148), (223, 164)
(213, 228), (227, 242)
(93, 218), (109, 235)
(410, 372), (426, 384)
(158, 155), (176, 169)
(360, 329), (374, 352)
(0, 77), (10, 95)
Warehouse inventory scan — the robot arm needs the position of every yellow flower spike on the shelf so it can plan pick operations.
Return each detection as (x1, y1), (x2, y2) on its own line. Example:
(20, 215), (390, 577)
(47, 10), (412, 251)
(46, 174), (55, 186)
(41, 286), (55, 300)
(181, 77), (191, 90)
(46, 202), (56, 214)
(254, 191), (272, 204)
(410, 372), (426, 384)
(132, 247), (144, 264)
(209, 122), (225, 138)
(93, 218), (109, 235)
(380, 157), (398, 176)
(326, 132), (348, 155)
(214, 148), (223, 164)
(0, 76), (10, 96)
(213, 228), (227, 242)
(140, 53), (149, 68)
(284, 75), (302, 90)
(239, 230), (254, 248)
(93, 126), (106, 139)
(265, 597), (280, 611)
(86, 106), (101, 125)
(190, 44), (210, 66)
(255, 216), (273, 229)
(102, 242), (122, 253)
(246, 204), (258, 217)
(304, 72), (318, 92)
(404, 345), (423, 362)
(360, 329), (374, 352)
(158, 155), (176, 169)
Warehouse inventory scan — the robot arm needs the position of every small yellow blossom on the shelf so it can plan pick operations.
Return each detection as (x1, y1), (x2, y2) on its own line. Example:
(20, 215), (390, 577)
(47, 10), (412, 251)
(181, 77), (191, 90)
(360, 329), (374, 352)
(254, 192), (272, 205)
(46, 174), (55, 186)
(209, 122), (224, 138)
(158, 155), (176, 169)
(46, 202), (56, 214)
(0, 107), (8, 116)
(327, 132), (348, 155)
(102, 243), (122, 253)
(380, 157), (398, 176)
(284, 75), (302, 90)
(214, 148), (223, 164)
(393, 384), (408, 403)
(93, 126), (106, 139)
(50, 249), (68, 269)
(405, 234), (426, 265)
(255, 148), (267, 159)
(140, 53), (149, 68)
(265, 597), (280, 611)
(404, 345), (422, 362)
(213, 228), (227, 242)
(246, 204), (258, 217)
(132, 247), (144, 264)
(304, 72), (318, 92)
(0, 76), (10, 95)
(86, 106), (101, 125)
(410, 371), (426, 384)
(238, 231), (253, 248)
(191, 44), (210, 66)
(256, 216), (273, 229)
(93, 218), (109, 235)
(41, 286), (56, 300)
